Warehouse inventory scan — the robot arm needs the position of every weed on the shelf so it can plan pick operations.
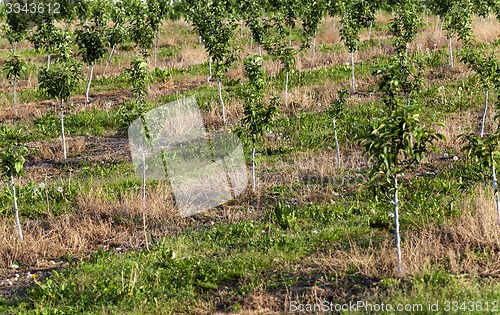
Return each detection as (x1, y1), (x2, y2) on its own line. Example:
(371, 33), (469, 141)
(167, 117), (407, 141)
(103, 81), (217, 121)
(268, 202), (298, 230)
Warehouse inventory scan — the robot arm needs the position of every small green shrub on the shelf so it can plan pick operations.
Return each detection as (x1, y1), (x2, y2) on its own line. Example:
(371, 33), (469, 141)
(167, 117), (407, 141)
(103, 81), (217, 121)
(268, 202), (298, 230)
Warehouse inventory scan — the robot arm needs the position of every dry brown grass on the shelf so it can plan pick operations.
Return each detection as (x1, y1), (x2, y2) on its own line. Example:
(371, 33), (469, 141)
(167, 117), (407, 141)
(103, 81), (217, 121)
(411, 14), (499, 55)
(29, 136), (87, 161)
(0, 73), (209, 122)
(472, 16), (500, 43)
(0, 174), (260, 270)
(316, 17), (341, 45)
(312, 184), (500, 279)
(435, 96), (498, 154)
(0, 182), (183, 269)
(231, 185), (500, 313)
(254, 146), (369, 206)
(0, 12), (498, 310)
(435, 109), (476, 152)
(402, 185), (500, 276)
(284, 75), (379, 114)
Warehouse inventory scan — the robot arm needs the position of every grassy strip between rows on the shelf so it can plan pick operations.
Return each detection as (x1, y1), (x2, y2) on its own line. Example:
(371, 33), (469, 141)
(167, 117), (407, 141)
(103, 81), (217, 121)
(0, 57), (487, 155)
(0, 168), (498, 314)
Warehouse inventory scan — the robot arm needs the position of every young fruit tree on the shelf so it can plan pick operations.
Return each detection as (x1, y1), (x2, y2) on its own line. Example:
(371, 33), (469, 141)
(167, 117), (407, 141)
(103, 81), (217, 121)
(0, 145), (28, 240)
(300, 0), (328, 63)
(269, 1), (302, 107)
(31, 20), (74, 67)
(390, 0), (422, 57)
(145, 0), (171, 67)
(76, 25), (108, 104)
(30, 20), (57, 70)
(121, 0), (156, 58)
(462, 129), (500, 225)
(238, 56), (278, 191)
(252, 0), (322, 108)
(248, 11), (296, 107)
(361, 103), (444, 274)
(184, 0), (238, 123)
(126, 57), (152, 108)
(462, 78), (500, 225)
(388, 1), (425, 106)
(3, 53), (26, 117)
(360, 55), (444, 274)
(3, 0), (31, 117)
(339, 0), (376, 93)
(460, 45), (499, 138)
(4, 4), (31, 53)
(243, 0), (268, 57)
(106, 2), (129, 66)
(441, 0), (473, 68)
(329, 89), (348, 169)
(38, 61), (81, 160)
(75, 0), (111, 104)
(125, 56), (152, 250)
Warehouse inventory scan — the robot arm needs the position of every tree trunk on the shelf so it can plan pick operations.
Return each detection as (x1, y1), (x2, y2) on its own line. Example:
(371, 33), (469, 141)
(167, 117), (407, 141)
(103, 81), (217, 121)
(333, 118), (340, 168)
(491, 154), (500, 226)
(60, 99), (67, 160)
(311, 32), (317, 63)
(217, 77), (226, 123)
(107, 45), (115, 67)
(141, 148), (149, 251)
(393, 175), (403, 274)
(86, 64), (94, 104)
(368, 21), (372, 39)
(480, 89), (488, 138)
(47, 54), (51, 70)
(208, 57), (212, 82)
(154, 30), (159, 68)
(11, 175), (23, 240)
(251, 147), (256, 191)
(139, 92), (144, 113)
(297, 53), (301, 72)
(285, 71), (289, 107)
(13, 77), (17, 117)
(448, 37), (453, 68)
(351, 50), (356, 92)
(258, 45), (262, 57)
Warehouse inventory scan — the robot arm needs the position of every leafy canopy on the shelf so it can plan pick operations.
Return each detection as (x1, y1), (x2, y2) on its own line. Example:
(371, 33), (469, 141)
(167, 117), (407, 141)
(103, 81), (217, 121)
(75, 25), (109, 65)
(0, 145), (28, 178)
(339, 0), (377, 52)
(390, 0), (422, 54)
(238, 56), (278, 145)
(3, 53), (26, 82)
(361, 101), (444, 182)
(31, 22), (74, 63)
(361, 53), (444, 183)
(184, 0), (239, 78)
(126, 57), (151, 102)
(460, 44), (499, 89)
(38, 61), (81, 102)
